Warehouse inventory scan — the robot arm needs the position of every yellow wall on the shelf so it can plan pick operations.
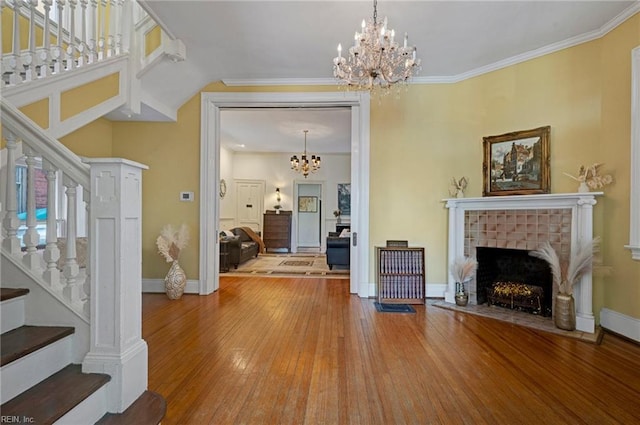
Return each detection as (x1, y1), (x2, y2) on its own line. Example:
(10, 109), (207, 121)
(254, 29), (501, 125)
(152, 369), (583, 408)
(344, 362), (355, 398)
(145, 26), (162, 57)
(59, 118), (114, 158)
(110, 14), (640, 321)
(61, 73), (120, 121)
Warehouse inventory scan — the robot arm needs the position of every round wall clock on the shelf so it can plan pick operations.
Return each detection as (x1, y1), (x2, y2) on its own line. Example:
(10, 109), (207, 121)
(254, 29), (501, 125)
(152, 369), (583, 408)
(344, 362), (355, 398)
(219, 179), (227, 198)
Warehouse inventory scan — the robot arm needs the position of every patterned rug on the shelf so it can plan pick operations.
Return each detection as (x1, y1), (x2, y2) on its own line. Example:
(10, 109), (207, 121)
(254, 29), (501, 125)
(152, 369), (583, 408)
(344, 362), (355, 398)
(224, 253), (349, 279)
(279, 260), (314, 267)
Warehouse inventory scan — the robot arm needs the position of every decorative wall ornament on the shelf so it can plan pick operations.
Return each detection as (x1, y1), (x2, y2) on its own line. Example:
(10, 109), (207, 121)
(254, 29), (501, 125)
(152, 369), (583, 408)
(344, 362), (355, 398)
(564, 163), (613, 192)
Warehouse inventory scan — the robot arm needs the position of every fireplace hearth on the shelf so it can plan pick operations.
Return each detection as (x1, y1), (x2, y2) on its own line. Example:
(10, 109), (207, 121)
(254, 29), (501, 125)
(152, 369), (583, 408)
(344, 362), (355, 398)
(476, 247), (552, 316)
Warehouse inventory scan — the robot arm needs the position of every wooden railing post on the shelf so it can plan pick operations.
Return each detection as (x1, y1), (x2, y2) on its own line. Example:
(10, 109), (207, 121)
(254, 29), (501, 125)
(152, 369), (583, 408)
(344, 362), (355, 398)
(62, 175), (82, 306)
(82, 158), (149, 413)
(39, 0), (53, 78)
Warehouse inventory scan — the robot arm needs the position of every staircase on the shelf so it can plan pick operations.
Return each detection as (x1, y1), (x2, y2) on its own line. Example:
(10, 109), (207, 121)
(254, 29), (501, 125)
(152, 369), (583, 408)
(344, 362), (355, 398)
(1, 1), (174, 422)
(1, 288), (166, 424)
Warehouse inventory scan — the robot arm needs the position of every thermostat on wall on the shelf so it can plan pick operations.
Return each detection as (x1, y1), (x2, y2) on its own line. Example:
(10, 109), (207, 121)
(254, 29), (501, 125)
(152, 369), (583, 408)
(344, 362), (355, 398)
(180, 191), (194, 202)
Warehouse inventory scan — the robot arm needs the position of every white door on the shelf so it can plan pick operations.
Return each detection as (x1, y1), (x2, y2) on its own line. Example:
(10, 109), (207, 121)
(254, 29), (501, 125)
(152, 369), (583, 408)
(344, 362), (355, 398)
(236, 180), (265, 233)
(297, 183), (322, 249)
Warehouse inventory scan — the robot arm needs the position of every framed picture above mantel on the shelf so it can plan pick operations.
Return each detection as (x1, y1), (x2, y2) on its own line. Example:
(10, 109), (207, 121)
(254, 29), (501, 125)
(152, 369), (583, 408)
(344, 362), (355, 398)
(483, 126), (550, 197)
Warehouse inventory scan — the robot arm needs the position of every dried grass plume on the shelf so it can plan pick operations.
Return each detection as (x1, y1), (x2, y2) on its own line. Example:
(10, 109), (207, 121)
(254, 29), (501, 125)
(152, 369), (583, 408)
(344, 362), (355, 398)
(157, 223), (190, 263)
(450, 256), (478, 284)
(529, 237), (600, 295)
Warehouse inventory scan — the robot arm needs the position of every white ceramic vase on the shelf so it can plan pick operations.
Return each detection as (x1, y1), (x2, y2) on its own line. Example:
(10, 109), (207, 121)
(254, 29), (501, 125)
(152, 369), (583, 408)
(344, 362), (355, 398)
(165, 260), (186, 300)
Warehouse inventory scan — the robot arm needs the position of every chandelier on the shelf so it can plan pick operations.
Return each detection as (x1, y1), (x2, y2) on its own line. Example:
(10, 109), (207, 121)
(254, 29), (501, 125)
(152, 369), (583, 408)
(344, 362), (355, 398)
(290, 130), (320, 178)
(333, 0), (420, 92)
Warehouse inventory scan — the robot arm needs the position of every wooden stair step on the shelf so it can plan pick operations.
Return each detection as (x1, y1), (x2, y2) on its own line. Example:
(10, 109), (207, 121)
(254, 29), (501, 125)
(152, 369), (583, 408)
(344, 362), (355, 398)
(96, 391), (167, 425)
(0, 288), (29, 302)
(1, 325), (74, 367)
(1, 364), (110, 424)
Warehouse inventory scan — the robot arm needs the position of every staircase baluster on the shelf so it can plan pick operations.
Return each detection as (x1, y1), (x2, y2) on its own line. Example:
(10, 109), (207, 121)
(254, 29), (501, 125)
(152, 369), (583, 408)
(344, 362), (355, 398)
(38, 0), (53, 78)
(9, 0), (22, 85)
(23, 0), (37, 82)
(106, 0), (115, 57)
(66, 0), (77, 71)
(42, 160), (62, 290)
(2, 132), (21, 254)
(113, 0), (122, 56)
(77, 0), (88, 66)
(87, 0), (97, 63)
(21, 147), (45, 270)
(53, 0), (66, 74)
(98, 0), (106, 60)
(62, 176), (81, 304)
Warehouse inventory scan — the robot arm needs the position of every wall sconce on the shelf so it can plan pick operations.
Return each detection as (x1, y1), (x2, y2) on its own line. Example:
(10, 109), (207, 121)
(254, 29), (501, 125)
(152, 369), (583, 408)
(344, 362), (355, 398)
(276, 187), (281, 203)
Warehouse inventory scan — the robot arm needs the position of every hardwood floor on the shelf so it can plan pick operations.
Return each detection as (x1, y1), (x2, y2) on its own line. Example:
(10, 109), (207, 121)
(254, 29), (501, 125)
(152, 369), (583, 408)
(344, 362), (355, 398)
(143, 276), (640, 424)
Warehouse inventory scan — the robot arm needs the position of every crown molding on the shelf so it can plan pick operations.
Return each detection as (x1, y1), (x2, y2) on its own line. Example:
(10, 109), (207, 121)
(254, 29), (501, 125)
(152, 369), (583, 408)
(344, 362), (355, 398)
(224, 4), (640, 87)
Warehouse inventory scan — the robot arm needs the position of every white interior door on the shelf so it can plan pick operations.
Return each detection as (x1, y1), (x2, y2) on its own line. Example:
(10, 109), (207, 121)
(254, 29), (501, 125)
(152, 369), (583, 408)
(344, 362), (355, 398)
(235, 180), (265, 233)
(296, 183), (322, 249)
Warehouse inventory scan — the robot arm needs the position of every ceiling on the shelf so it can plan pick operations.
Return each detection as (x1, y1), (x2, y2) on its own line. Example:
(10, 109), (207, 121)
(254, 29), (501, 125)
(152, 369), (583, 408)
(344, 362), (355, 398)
(133, 1), (637, 153)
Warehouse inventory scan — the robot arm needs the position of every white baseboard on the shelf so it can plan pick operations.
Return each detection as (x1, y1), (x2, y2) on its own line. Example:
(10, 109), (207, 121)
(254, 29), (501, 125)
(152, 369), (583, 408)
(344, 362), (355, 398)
(426, 283), (447, 298)
(600, 308), (640, 342)
(141, 278), (200, 294)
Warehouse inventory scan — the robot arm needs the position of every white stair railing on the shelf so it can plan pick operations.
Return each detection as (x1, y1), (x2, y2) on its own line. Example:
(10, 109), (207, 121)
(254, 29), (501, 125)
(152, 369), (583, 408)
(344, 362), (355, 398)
(1, 100), (90, 316)
(1, 0), (128, 86)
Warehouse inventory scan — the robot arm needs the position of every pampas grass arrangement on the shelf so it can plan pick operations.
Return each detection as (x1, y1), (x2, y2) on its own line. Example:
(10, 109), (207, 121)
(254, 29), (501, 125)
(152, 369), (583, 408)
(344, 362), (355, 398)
(529, 237), (600, 295)
(450, 256), (478, 294)
(156, 223), (190, 262)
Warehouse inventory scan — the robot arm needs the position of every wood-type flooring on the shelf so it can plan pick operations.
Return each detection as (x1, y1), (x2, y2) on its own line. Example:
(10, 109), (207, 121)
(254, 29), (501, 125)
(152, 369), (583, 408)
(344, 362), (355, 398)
(143, 276), (640, 425)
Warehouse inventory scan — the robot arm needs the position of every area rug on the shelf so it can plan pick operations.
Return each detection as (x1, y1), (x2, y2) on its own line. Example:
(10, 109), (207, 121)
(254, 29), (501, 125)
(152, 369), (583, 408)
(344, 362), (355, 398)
(374, 302), (416, 313)
(223, 253), (349, 279)
(279, 260), (314, 267)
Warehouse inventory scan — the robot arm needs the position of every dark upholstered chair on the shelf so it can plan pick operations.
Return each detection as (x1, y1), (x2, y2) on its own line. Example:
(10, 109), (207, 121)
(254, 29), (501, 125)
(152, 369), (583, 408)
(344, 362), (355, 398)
(326, 236), (350, 270)
(226, 228), (260, 268)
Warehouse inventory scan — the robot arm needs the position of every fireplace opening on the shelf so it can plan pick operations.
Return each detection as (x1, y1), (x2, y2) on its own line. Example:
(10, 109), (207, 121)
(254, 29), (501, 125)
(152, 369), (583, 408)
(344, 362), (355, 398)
(476, 247), (552, 317)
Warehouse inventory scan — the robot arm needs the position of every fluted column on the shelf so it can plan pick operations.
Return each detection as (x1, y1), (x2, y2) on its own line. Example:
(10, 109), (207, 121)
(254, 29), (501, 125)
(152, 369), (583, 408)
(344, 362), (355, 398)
(574, 196), (597, 334)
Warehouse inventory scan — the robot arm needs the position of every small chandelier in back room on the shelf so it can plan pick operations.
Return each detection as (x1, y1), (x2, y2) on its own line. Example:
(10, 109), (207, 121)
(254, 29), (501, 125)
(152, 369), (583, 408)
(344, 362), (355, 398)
(290, 130), (320, 178)
(333, 0), (421, 93)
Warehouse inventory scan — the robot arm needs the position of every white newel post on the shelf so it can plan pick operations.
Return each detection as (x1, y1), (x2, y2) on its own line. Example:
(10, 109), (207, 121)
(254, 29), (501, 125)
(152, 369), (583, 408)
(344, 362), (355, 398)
(82, 158), (149, 413)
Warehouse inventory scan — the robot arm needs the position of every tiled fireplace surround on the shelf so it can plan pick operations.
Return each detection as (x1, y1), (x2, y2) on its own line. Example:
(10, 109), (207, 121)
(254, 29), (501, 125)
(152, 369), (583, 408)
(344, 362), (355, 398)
(445, 193), (602, 333)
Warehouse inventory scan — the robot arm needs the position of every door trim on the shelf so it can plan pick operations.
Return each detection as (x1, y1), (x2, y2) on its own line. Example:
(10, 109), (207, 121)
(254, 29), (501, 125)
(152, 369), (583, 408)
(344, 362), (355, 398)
(199, 91), (370, 296)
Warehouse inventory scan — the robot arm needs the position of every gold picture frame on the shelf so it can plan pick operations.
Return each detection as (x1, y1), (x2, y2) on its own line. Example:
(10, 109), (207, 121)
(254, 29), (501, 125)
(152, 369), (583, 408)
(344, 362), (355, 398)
(483, 126), (551, 196)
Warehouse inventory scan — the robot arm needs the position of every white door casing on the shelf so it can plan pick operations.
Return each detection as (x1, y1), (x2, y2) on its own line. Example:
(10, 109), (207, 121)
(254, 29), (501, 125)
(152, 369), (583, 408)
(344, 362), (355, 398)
(199, 91), (370, 296)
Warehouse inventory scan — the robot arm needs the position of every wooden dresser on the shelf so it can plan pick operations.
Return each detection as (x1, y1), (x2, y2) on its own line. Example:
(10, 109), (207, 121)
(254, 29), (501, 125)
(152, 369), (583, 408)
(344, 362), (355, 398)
(263, 210), (292, 252)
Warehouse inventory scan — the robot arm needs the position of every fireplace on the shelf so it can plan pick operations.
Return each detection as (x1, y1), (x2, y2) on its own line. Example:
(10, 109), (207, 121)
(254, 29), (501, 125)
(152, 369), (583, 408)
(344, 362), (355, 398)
(476, 247), (552, 316)
(444, 192), (602, 333)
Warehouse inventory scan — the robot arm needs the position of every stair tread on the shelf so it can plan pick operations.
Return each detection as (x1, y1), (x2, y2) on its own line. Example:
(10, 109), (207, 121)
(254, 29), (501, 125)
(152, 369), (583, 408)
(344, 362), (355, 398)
(1, 325), (75, 367)
(0, 288), (30, 302)
(1, 364), (110, 424)
(95, 391), (167, 425)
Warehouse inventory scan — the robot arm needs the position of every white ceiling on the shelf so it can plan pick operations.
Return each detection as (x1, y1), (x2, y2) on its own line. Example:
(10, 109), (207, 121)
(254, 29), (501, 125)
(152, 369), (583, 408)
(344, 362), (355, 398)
(134, 0), (638, 153)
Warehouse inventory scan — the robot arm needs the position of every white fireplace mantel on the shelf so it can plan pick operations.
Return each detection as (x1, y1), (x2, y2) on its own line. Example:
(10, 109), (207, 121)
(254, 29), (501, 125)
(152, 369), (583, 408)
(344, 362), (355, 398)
(444, 192), (603, 333)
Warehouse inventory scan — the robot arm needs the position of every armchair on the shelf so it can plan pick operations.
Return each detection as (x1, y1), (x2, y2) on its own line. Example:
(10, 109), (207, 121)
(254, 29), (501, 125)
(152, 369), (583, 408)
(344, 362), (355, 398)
(326, 235), (350, 270)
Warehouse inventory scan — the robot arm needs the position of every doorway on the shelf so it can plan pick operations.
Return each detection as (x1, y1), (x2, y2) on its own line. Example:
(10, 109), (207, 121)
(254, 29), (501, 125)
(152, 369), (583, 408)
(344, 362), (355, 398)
(199, 91), (371, 297)
(295, 182), (323, 252)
